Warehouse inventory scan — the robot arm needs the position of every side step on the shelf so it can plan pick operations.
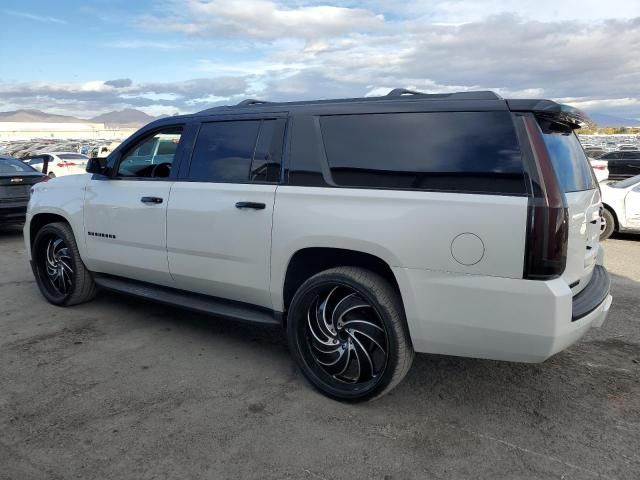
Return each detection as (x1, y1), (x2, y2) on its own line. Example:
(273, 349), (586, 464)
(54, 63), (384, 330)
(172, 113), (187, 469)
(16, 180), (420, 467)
(94, 274), (281, 327)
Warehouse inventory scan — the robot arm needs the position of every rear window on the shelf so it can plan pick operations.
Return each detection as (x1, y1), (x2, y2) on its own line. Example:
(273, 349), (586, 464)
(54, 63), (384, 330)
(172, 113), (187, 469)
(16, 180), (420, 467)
(0, 158), (37, 173)
(320, 111), (525, 194)
(539, 122), (597, 192)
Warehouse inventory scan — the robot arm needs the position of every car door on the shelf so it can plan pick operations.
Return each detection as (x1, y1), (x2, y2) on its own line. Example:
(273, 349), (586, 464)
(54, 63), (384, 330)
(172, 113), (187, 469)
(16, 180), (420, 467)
(620, 152), (640, 179)
(166, 115), (287, 308)
(624, 183), (640, 229)
(83, 125), (187, 286)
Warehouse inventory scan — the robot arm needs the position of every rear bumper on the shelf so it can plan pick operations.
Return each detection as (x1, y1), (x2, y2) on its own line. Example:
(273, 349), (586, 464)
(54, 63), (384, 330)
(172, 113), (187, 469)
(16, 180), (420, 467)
(393, 265), (612, 363)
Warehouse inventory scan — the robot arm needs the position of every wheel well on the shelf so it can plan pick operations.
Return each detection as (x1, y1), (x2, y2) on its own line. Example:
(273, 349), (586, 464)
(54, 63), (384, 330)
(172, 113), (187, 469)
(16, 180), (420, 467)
(30, 213), (69, 246)
(602, 203), (619, 231)
(282, 248), (399, 313)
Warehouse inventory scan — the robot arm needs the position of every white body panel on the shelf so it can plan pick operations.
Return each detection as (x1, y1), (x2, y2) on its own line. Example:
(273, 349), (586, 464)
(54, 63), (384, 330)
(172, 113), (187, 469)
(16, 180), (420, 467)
(563, 190), (602, 294)
(270, 187), (529, 310)
(84, 179), (174, 285)
(600, 178), (640, 233)
(166, 182), (276, 308)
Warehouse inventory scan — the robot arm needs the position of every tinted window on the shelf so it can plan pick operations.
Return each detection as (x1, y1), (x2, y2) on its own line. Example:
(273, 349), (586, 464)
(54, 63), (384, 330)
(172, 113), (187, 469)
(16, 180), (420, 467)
(622, 152), (640, 159)
(320, 112), (525, 194)
(189, 121), (260, 182)
(250, 119), (286, 182)
(117, 128), (182, 178)
(0, 158), (37, 173)
(601, 152), (621, 159)
(539, 122), (597, 192)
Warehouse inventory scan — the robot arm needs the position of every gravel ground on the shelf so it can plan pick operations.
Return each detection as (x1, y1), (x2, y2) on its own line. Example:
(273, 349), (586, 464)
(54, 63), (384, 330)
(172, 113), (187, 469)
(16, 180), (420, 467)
(1, 225), (638, 480)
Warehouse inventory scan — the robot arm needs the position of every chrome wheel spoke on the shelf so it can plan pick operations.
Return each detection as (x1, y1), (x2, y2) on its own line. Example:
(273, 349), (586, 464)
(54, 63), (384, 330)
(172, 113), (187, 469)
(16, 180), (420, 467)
(304, 283), (388, 386)
(39, 235), (74, 297)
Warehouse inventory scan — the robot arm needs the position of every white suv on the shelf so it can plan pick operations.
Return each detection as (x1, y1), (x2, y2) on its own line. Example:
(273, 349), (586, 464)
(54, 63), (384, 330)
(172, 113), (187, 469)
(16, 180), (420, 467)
(24, 90), (612, 401)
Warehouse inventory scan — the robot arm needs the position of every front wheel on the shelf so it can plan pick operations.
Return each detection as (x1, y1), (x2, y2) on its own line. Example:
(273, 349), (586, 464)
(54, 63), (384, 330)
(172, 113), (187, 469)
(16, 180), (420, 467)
(32, 222), (96, 306)
(287, 267), (414, 402)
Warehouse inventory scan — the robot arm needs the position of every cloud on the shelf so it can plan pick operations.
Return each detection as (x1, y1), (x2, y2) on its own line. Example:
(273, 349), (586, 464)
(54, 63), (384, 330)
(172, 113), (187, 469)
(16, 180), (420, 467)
(98, 40), (182, 50)
(0, 77), (249, 117)
(2, 1), (640, 119)
(3, 9), (67, 24)
(104, 79), (133, 88)
(138, 0), (385, 40)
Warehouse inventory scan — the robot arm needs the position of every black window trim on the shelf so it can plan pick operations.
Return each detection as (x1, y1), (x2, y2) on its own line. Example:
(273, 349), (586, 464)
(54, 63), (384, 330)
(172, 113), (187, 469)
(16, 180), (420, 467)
(291, 110), (529, 197)
(179, 113), (289, 185)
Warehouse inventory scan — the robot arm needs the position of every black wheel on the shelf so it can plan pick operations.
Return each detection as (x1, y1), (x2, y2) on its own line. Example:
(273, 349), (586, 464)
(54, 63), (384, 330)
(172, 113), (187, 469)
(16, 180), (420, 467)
(600, 208), (615, 241)
(32, 222), (96, 306)
(287, 267), (414, 402)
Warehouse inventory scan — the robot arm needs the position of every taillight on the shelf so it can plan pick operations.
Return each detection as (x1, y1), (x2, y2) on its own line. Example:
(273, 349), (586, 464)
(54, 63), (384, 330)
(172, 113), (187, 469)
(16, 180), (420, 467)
(521, 115), (568, 280)
(592, 165), (606, 170)
(57, 161), (77, 167)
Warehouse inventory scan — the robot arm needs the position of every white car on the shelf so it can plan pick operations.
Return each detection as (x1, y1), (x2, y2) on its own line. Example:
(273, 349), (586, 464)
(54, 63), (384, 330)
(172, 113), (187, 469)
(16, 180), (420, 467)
(23, 91), (612, 401)
(589, 158), (609, 182)
(25, 152), (89, 178)
(599, 174), (640, 240)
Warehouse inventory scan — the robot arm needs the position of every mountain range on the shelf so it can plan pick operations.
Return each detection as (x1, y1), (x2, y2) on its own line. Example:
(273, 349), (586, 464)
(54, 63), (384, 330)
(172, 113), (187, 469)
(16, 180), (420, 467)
(0, 108), (170, 126)
(0, 108), (639, 128)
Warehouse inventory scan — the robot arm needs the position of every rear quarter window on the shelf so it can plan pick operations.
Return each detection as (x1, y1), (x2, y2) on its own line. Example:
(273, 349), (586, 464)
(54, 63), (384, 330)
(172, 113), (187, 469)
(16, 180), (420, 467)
(319, 111), (525, 194)
(538, 121), (597, 192)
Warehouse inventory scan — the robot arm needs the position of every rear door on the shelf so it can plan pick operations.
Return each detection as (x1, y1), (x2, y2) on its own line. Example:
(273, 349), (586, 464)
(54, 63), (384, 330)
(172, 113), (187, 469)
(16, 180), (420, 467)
(166, 115), (286, 308)
(539, 122), (600, 293)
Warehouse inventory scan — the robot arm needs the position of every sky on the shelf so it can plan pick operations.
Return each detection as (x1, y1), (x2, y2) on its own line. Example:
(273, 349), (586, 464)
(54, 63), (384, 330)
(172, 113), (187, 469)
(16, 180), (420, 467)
(1, 0), (639, 119)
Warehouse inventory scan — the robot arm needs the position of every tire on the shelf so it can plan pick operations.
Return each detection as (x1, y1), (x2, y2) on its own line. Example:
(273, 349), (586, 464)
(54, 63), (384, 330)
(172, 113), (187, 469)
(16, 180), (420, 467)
(600, 208), (615, 241)
(287, 267), (414, 402)
(32, 222), (96, 306)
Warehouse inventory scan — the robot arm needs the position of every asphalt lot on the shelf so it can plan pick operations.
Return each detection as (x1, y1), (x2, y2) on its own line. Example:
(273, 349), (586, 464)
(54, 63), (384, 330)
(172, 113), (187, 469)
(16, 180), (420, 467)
(1, 226), (638, 480)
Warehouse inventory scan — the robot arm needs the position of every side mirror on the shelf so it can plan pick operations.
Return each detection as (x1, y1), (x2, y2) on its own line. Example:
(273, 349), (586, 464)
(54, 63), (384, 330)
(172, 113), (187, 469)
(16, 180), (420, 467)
(86, 157), (108, 175)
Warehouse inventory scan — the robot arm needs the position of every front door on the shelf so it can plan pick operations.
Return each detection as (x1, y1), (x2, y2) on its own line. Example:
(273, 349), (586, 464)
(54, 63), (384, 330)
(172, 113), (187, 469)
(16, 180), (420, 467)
(84, 126), (185, 286)
(167, 116), (287, 308)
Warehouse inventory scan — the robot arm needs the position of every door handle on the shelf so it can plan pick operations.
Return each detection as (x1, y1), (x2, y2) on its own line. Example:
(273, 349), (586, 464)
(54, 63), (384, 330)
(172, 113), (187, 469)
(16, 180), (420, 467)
(141, 196), (163, 204)
(235, 201), (266, 210)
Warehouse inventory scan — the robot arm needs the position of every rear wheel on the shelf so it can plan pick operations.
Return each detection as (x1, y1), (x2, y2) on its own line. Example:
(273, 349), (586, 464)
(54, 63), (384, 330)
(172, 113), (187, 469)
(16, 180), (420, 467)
(32, 222), (96, 306)
(600, 208), (615, 241)
(287, 267), (414, 402)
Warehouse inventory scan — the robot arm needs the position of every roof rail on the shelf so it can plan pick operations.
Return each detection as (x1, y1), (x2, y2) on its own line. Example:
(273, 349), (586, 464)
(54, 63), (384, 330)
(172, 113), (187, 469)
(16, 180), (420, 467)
(387, 88), (424, 96)
(236, 99), (271, 106)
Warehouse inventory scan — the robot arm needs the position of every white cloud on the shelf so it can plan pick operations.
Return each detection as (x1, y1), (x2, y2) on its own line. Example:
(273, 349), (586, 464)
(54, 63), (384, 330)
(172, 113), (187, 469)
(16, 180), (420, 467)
(139, 0), (385, 40)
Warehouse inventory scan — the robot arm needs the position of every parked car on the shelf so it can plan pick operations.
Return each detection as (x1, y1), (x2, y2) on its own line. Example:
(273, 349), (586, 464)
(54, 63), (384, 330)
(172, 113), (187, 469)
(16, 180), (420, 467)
(599, 174), (640, 240)
(617, 144), (639, 151)
(589, 158), (609, 182)
(25, 152), (89, 178)
(24, 90), (612, 401)
(0, 156), (46, 225)
(598, 151), (640, 180)
(583, 147), (606, 158)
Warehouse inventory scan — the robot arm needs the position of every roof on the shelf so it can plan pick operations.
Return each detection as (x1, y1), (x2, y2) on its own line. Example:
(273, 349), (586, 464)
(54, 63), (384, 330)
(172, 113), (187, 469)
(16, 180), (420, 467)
(196, 89), (503, 115)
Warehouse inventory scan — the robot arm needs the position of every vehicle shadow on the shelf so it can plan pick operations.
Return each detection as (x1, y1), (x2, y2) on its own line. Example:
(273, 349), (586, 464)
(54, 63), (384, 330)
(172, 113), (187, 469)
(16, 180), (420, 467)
(0, 224), (24, 238)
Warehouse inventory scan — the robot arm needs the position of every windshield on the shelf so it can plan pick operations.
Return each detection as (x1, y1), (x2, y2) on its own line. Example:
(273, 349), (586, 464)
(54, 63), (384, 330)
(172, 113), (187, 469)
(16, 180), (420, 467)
(0, 158), (37, 174)
(611, 174), (640, 189)
(539, 121), (597, 192)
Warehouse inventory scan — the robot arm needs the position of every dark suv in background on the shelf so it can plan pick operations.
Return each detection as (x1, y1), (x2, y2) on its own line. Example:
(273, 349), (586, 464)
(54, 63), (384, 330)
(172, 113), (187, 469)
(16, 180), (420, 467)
(599, 150), (640, 180)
